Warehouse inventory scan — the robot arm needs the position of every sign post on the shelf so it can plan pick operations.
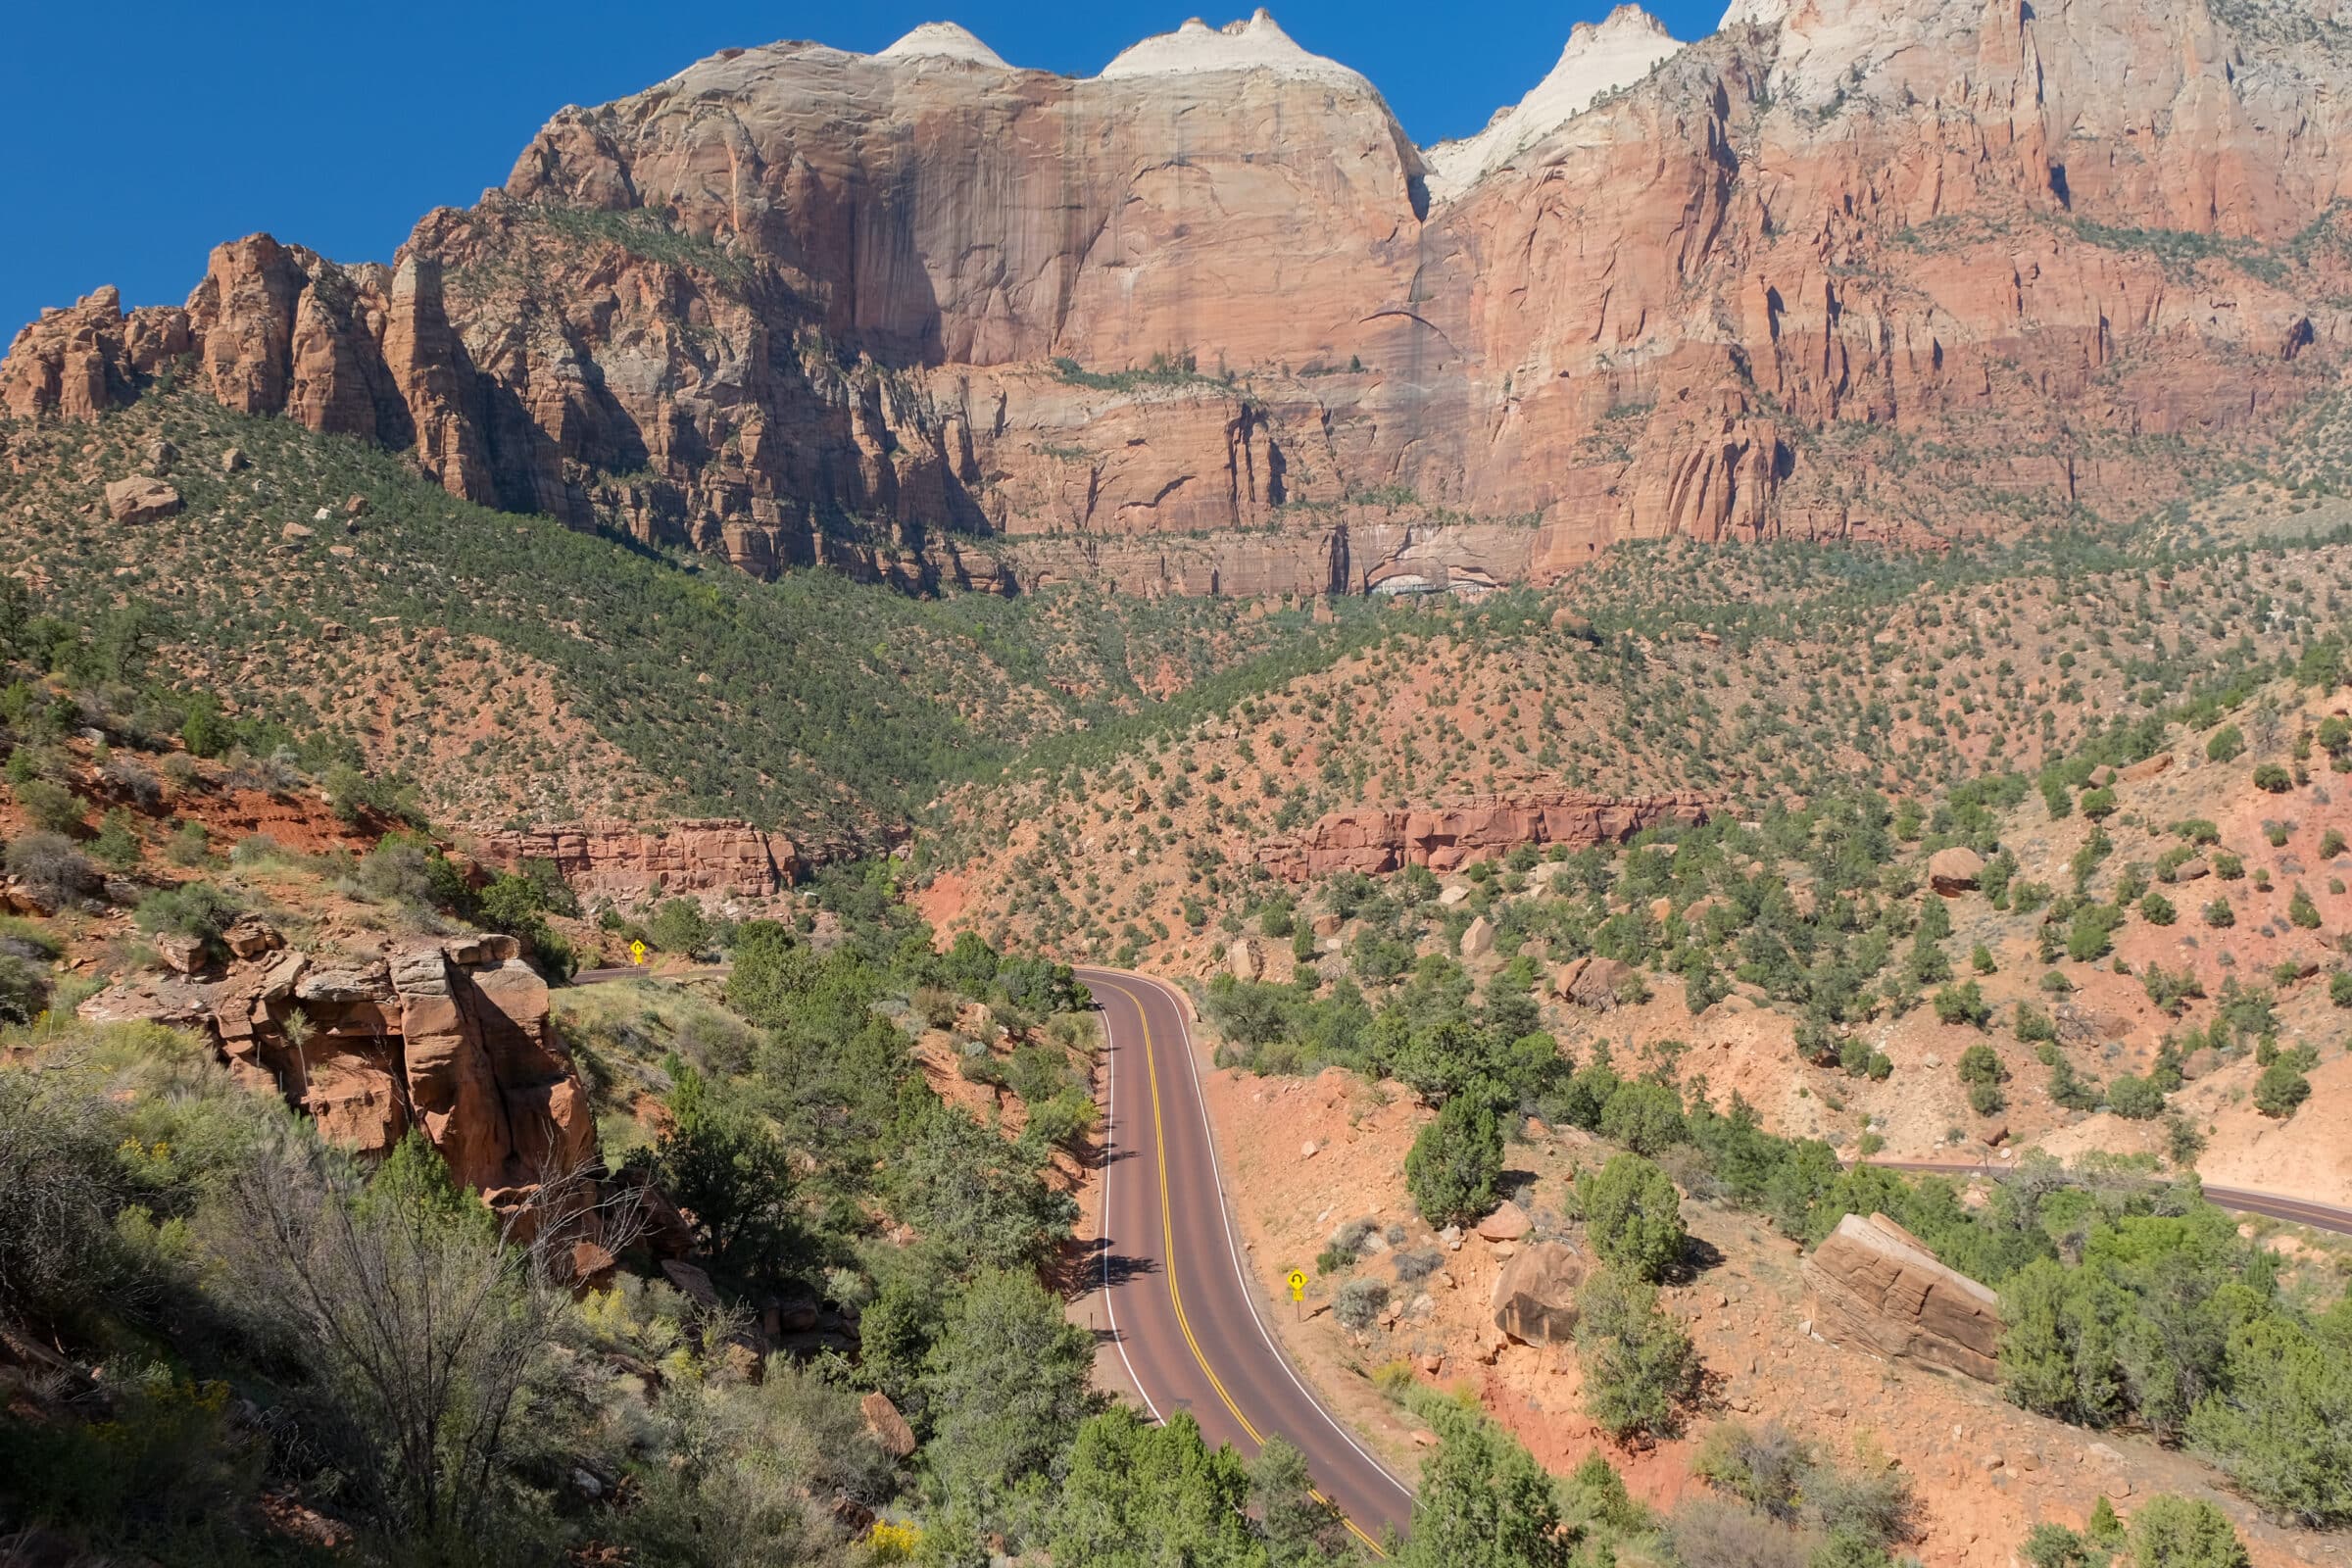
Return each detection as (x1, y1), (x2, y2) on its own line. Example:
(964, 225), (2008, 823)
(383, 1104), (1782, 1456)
(1286, 1268), (1307, 1321)
(629, 939), (648, 966)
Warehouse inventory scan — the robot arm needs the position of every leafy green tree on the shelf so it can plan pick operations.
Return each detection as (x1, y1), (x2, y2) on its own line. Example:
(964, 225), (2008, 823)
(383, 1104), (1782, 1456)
(1406, 1096), (1503, 1228)
(648, 896), (713, 956)
(1597, 1080), (1687, 1156)
(637, 1059), (797, 1282)
(1397, 1400), (1571, 1568)
(2187, 1314), (2352, 1527)
(1579, 1153), (1688, 1283)
(1250, 1436), (1348, 1565)
(2105, 1076), (2167, 1121)
(923, 1267), (1100, 1534)
(2206, 726), (2243, 764)
(1575, 1267), (1701, 1444)
(1050, 1406), (1262, 1568)
(895, 1104), (1075, 1274)
(2252, 1061), (2310, 1119)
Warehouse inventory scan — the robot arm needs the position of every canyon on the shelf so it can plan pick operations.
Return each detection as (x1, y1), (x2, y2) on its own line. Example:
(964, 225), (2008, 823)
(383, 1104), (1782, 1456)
(9, 0), (2350, 597)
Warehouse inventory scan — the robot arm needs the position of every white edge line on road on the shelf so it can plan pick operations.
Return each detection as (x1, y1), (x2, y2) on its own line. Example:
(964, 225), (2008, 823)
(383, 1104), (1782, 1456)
(1096, 982), (1162, 1425)
(1122, 970), (1417, 1508)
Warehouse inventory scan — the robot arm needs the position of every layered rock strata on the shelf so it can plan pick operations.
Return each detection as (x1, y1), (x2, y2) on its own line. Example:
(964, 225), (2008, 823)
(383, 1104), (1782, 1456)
(1256, 792), (1716, 879)
(478, 818), (799, 908)
(81, 930), (596, 1195)
(9, 1), (2351, 591)
(1800, 1211), (2003, 1382)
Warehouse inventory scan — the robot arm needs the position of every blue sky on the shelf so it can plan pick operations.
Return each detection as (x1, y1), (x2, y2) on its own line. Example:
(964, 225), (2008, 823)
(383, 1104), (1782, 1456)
(3, 1), (1728, 338)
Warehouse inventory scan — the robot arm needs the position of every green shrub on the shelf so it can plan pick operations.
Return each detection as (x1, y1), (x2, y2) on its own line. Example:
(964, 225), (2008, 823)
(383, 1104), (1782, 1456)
(2206, 726), (2244, 763)
(2252, 763), (2292, 794)
(1579, 1153), (1688, 1283)
(133, 883), (241, 945)
(13, 778), (83, 834)
(2105, 1075), (2167, 1121)
(2139, 892), (2177, 926)
(1576, 1267), (1701, 1443)
(1405, 1096), (1503, 1228)
(2252, 1061), (2310, 1119)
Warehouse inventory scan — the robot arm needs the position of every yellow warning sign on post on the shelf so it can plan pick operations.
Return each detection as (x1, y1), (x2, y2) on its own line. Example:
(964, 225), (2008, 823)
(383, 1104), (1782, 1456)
(1286, 1269), (1308, 1301)
(629, 940), (648, 965)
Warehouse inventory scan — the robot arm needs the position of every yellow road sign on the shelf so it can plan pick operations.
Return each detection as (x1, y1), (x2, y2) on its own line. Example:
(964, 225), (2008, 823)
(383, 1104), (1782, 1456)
(1286, 1269), (1308, 1300)
(629, 940), (648, 965)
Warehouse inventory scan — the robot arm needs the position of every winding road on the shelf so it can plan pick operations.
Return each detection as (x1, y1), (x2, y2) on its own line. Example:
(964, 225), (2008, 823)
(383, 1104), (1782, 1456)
(1078, 968), (1418, 1552)
(1072, 971), (2352, 1556)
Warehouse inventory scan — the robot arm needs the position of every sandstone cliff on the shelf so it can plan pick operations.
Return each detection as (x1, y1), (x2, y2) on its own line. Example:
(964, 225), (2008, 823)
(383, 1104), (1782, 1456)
(478, 818), (799, 909)
(80, 929), (597, 1198)
(1256, 791), (1717, 878)
(9, 1), (2351, 592)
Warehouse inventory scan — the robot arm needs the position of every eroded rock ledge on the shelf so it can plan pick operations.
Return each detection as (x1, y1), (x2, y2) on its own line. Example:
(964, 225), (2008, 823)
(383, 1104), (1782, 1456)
(1255, 791), (1716, 879)
(1800, 1211), (2002, 1384)
(81, 929), (595, 1198)
(477, 818), (799, 909)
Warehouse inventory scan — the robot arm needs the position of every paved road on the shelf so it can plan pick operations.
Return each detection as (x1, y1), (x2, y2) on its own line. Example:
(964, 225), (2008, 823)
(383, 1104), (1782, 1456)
(1867, 1159), (2352, 1237)
(1078, 968), (1416, 1553)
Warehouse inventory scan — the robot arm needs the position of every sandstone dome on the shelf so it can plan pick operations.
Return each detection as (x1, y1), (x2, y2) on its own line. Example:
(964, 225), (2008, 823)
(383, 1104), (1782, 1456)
(1097, 9), (1373, 91)
(876, 21), (1012, 69)
(1422, 5), (1686, 196)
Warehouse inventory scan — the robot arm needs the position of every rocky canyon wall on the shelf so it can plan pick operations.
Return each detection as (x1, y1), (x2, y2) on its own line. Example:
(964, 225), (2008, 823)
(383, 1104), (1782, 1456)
(477, 818), (800, 909)
(8, 0), (2351, 594)
(1256, 791), (1718, 879)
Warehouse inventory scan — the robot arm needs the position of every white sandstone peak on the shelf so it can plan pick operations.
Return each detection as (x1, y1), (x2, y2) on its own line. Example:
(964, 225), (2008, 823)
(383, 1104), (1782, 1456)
(1422, 3), (1685, 198)
(1720, 0), (1792, 28)
(1097, 9), (1372, 89)
(877, 21), (1012, 68)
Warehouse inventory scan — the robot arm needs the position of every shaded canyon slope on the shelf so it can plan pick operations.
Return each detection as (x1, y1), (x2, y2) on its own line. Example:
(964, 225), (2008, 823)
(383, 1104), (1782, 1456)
(9, 0), (2352, 595)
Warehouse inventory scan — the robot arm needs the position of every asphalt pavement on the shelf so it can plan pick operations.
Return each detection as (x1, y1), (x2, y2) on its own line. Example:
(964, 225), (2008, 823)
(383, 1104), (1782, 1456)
(1078, 967), (1417, 1552)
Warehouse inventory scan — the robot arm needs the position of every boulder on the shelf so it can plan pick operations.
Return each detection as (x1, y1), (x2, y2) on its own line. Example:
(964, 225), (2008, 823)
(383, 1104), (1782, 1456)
(154, 933), (209, 974)
(1491, 1240), (1586, 1345)
(1927, 847), (1984, 897)
(104, 475), (181, 523)
(1229, 937), (1264, 982)
(860, 1391), (917, 1458)
(2120, 753), (2174, 782)
(1800, 1212), (2001, 1383)
(1459, 915), (1495, 959)
(221, 446), (249, 472)
(1474, 1203), (1531, 1242)
(1554, 956), (1634, 1010)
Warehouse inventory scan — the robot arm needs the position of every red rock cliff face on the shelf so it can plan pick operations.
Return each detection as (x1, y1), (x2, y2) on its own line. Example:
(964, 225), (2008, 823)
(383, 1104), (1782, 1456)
(478, 818), (799, 908)
(79, 931), (597, 1196)
(7, 1), (2350, 592)
(1256, 791), (1717, 879)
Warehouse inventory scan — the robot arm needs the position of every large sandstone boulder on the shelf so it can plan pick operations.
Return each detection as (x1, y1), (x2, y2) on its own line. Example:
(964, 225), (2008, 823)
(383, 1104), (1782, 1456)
(860, 1392), (916, 1459)
(1553, 956), (1634, 1011)
(104, 475), (181, 523)
(1801, 1213), (2001, 1383)
(1491, 1240), (1586, 1345)
(1927, 847), (1984, 897)
(77, 935), (595, 1194)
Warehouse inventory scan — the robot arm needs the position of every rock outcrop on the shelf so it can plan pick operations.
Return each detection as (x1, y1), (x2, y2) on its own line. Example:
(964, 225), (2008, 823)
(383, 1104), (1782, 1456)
(1492, 1239), (1587, 1344)
(478, 818), (799, 908)
(80, 931), (596, 1195)
(103, 475), (181, 524)
(11, 2), (2352, 590)
(1927, 846), (1984, 897)
(1257, 792), (1715, 879)
(1801, 1211), (2002, 1383)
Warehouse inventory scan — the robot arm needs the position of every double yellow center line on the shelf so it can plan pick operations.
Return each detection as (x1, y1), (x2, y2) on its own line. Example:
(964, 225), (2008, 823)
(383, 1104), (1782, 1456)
(1102, 978), (1391, 1559)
